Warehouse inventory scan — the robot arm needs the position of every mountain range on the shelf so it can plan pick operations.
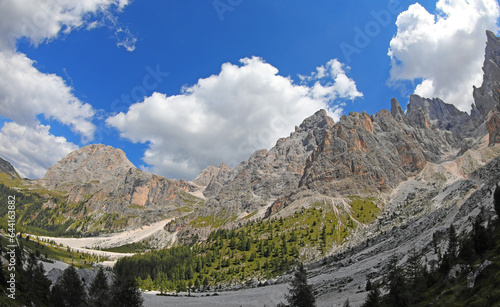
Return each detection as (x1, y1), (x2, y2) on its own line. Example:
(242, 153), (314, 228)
(1, 30), (500, 306)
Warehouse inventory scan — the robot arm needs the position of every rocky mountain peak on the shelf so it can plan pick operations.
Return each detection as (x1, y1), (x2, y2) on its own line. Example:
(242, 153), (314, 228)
(199, 109), (335, 213)
(471, 30), (500, 127)
(33, 144), (200, 232)
(390, 98), (407, 123)
(296, 109), (334, 133)
(0, 156), (20, 179)
(193, 162), (231, 187)
(299, 107), (427, 195)
(406, 94), (475, 138)
(41, 144), (135, 190)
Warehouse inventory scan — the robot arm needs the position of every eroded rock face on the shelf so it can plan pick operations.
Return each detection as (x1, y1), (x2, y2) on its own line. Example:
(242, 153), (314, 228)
(200, 163), (233, 198)
(0, 156), (20, 179)
(193, 163), (225, 187)
(299, 109), (427, 195)
(406, 95), (475, 140)
(486, 106), (500, 146)
(42, 144), (134, 191)
(471, 30), (500, 127)
(202, 110), (335, 212)
(38, 144), (198, 230)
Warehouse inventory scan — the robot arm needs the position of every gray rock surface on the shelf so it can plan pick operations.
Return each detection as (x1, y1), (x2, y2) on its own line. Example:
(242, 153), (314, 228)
(202, 109), (334, 213)
(471, 30), (500, 127)
(0, 156), (20, 179)
(406, 94), (475, 140)
(37, 144), (201, 232)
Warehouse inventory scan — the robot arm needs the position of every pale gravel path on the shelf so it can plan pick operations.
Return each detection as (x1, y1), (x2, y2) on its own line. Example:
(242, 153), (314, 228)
(32, 218), (174, 260)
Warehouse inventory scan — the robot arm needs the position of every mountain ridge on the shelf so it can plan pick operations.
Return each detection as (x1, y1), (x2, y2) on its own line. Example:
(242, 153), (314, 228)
(1, 31), (499, 245)
(0, 156), (20, 179)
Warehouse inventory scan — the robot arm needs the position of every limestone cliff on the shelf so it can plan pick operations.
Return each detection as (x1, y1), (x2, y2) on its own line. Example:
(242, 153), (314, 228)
(471, 31), (500, 128)
(200, 110), (334, 213)
(38, 144), (201, 231)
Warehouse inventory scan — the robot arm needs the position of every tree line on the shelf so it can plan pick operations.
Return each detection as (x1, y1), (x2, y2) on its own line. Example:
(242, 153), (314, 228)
(0, 243), (143, 307)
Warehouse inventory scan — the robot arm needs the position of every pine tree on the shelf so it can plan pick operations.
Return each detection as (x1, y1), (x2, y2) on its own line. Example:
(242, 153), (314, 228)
(88, 266), (110, 307)
(285, 263), (316, 307)
(362, 284), (381, 307)
(31, 262), (51, 306)
(321, 226), (327, 247)
(494, 184), (500, 218)
(110, 266), (144, 307)
(50, 283), (66, 307)
(447, 224), (458, 261)
(59, 265), (87, 307)
(405, 249), (426, 304)
(472, 215), (491, 259)
(384, 254), (408, 307)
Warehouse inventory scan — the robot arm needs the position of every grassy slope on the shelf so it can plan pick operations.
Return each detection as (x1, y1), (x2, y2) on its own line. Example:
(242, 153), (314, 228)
(0, 172), (204, 237)
(0, 234), (104, 269)
(123, 197), (380, 291)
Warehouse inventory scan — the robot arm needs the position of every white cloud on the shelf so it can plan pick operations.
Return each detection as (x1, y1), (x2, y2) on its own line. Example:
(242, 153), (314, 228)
(388, 0), (500, 112)
(301, 59), (363, 102)
(107, 57), (362, 180)
(0, 0), (134, 179)
(0, 122), (78, 179)
(0, 51), (95, 140)
(0, 0), (132, 51)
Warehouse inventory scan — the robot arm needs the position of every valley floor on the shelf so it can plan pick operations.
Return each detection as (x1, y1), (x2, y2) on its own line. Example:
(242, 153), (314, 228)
(142, 284), (288, 307)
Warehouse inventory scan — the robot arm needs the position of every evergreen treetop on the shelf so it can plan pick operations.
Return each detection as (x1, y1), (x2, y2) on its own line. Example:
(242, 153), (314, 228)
(285, 263), (316, 307)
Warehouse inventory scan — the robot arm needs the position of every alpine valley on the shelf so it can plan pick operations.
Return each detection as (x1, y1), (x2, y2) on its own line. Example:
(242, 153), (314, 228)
(2, 31), (500, 306)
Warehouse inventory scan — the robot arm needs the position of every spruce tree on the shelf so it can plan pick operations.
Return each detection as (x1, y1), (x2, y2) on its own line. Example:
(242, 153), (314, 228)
(89, 266), (110, 307)
(50, 283), (66, 307)
(459, 235), (476, 266)
(111, 266), (144, 307)
(447, 224), (458, 261)
(384, 254), (408, 307)
(365, 279), (372, 291)
(285, 263), (316, 307)
(59, 265), (87, 307)
(472, 215), (491, 259)
(494, 184), (500, 218)
(362, 284), (381, 307)
(405, 249), (426, 304)
(31, 262), (51, 306)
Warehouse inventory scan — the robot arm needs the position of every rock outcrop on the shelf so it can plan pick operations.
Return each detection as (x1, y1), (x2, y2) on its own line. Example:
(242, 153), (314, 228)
(299, 108), (427, 195)
(406, 95), (475, 140)
(471, 30), (500, 127)
(201, 110), (334, 213)
(193, 163), (229, 187)
(487, 106), (500, 146)
(38, 144), (200, 231)
(0, 156), (20, 179)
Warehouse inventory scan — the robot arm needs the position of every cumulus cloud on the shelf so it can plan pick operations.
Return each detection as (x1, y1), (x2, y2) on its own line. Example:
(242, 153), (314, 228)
(300, 59), (363, 102)
(0, 122), (78, 179)
(0, 51), (96, 140)
(388, 0), (500, 112)
(0, 0), (134, 178)
(107, 57), (362, 180)
(0, 0), (133, 51)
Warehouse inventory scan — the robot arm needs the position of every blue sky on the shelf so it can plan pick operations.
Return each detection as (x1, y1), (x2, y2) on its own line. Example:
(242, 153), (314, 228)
(0, 0), (499, 180)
